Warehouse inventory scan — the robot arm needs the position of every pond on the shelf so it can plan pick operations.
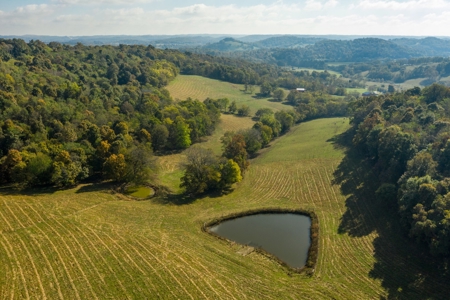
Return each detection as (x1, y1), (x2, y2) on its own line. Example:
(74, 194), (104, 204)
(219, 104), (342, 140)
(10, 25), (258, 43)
(209, 213), (311, 269)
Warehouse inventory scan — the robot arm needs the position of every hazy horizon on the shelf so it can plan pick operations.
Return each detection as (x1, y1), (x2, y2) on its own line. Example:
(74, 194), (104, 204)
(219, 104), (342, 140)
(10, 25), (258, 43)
(1, 1), (450, 37)
(1, 33), (449, 39)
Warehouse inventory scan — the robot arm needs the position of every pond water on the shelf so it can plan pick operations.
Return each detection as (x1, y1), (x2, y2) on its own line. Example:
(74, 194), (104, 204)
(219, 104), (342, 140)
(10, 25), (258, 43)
(209, 213), (311, 268)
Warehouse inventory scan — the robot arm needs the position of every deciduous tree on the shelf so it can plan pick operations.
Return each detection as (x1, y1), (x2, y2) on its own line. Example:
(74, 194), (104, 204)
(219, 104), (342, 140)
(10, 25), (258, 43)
(273, 88), (285, 102)
(180, 147), (220, 195)
(103, 154), (127, 182)
(228, 101), (237, 114)
(222, 134), (249, 172)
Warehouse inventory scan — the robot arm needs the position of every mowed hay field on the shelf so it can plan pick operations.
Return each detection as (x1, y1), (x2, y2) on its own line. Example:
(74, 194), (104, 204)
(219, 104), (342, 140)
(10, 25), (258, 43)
(166, 75), (289, 114)
(1, 118), (449, 299)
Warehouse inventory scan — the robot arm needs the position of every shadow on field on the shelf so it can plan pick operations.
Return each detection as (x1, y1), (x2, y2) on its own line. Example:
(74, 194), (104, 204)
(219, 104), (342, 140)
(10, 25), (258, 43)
(75, 182), (115, 194)
(152, 188), (232, 206)
(0, 185), (58, 196)
(0, 180), (115, 197)
(331, 129), (450, 300)
(152, 193), (196, 205)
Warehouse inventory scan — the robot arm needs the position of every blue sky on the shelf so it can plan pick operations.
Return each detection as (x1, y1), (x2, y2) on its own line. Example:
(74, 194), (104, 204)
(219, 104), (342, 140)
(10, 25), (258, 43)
(0, 0), (449, 36)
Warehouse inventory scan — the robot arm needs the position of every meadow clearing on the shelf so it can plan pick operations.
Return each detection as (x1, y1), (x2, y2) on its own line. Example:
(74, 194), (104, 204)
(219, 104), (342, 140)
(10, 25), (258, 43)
(166, 75), (289, 115)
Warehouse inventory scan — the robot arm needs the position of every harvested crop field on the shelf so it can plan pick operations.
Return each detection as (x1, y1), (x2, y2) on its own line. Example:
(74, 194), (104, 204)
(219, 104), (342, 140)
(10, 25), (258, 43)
(0, 118), (448, 299)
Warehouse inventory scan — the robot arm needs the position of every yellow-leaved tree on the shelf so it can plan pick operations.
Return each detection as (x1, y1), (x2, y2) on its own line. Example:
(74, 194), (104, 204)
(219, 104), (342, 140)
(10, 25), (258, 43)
(103, 154), (126, 182)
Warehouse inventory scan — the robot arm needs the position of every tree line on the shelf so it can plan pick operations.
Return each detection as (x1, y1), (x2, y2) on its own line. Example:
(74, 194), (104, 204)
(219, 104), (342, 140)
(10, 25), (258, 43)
(180, 84), (352, 196)
(348, 83), (450, 256)
(180, 107), (300, 195)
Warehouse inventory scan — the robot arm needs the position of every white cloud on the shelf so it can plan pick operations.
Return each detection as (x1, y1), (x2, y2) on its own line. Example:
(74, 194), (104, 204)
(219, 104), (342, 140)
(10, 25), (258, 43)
(325, 0), (339, 8)
(14, 4), (47, 13)
(55, 14), (94, 22)
(1, 2), (450, 36)
(104, 7), (145, 16)
(54, 0), (154, 5)
(305, 0), (323, 10)
(352, 0), (450, 10)
(305, 0), (339, 10)
(0, 4), (54, 25)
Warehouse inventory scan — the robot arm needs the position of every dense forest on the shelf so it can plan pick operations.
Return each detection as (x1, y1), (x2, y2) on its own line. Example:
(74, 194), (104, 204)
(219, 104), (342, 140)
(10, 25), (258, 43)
(0, 39), (227, 188)
(190, 37), (450, 87)
(330, 57), (450, 85)
(180, 51), (356, 93)
(207, 36), (450, 60)
(391, 37), (450, 57)
(0, 38), (351, 192)
(194, 38), (422, 66)
(348, 83), (450, 256)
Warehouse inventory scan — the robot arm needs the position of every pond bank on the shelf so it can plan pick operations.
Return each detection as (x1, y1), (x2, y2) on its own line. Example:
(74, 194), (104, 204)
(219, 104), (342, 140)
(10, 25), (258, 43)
(203, 208), (319, 275)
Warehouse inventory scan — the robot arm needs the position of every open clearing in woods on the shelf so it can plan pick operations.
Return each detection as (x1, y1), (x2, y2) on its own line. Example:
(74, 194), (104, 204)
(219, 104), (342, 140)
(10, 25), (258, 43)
(166, 75), (290, 115)
(1, 118), (449, 299)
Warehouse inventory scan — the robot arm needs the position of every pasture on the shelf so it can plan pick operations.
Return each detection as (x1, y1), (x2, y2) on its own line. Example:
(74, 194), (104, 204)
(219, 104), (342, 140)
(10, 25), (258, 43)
(347, 87), (367, 94)
(166, 75), (289, 115)
(0, 118), (448, 299)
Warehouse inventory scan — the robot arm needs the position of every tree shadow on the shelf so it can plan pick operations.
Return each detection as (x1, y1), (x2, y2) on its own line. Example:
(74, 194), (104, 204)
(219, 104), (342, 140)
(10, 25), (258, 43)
(0, 179), (117, 196)
(151, 193), (197, 206)
(152, 187), (233, 206)
(75, 182), (115, 194)
(252, 93), (268, 99)
(0, 185), (59, 196)
(268, 98), (283, 103)
(334, 146), (382, 237)
(369, 227), (449, 299)
(239, 89), (253, 95)
(332, 128), (450, 299)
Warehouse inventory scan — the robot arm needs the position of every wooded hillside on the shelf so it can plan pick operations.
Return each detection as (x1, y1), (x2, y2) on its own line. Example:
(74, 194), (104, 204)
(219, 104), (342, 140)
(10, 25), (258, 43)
(348, 83), (450, 256)
(0, 39), (224, 188)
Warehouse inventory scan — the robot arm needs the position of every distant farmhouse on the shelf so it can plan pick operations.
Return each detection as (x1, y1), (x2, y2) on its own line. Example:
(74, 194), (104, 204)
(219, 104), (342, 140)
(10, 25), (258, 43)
(296, 88), (306, 92)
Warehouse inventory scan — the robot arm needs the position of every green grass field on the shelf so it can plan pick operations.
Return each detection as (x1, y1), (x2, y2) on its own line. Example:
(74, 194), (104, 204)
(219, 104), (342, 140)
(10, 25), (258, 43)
(125, 186), (155, 199)
(347, 87), (367, 94)
(166, 75), (290, 115)
(1, 118), (449, 299)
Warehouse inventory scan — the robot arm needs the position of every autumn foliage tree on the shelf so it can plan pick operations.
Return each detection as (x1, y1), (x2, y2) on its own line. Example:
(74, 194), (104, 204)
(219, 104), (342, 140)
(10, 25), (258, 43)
(103, 154), (127, 182)
(0, 39), (227, 188)
(222, 134), (249, 172)
(51, 151), (87, 187)
(180, 147), (242, 195)
(180, 147), (221, 195)
(346, 84), (450, 256)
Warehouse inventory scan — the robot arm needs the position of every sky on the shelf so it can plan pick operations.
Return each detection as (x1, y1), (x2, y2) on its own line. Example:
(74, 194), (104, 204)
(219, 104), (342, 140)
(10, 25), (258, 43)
(0, 0), (450, 37)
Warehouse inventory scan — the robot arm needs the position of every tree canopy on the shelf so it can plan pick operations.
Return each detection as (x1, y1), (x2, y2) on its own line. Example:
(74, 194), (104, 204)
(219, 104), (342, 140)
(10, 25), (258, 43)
(0, 39), (224, 187)
(347, 84), (450, 256)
